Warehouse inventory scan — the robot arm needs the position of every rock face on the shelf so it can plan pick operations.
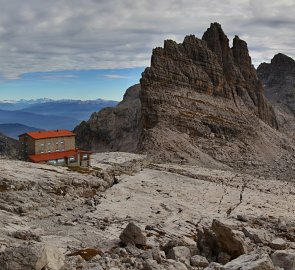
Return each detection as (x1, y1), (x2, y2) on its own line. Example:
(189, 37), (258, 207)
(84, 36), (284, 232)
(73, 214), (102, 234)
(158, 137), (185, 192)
(0, 133), (17, 158)
(74, 84), (141, 152)
(75, 23), (295, 177)
(139, 23), (279, 163)
(141, 23), (278, 128)
(257, 53), (295, 142)
(257, 53), (295, 111)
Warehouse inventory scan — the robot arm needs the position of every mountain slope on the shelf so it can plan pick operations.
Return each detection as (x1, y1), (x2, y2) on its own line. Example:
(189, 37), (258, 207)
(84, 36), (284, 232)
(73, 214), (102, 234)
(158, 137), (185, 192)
(138, 23), (287, 170)
(74, 84), (141, 152)
(0, 123), (41, 139)
(75, 23), (294, 178)
(257, 53), (295, 111)
(257, 53), (295, 142)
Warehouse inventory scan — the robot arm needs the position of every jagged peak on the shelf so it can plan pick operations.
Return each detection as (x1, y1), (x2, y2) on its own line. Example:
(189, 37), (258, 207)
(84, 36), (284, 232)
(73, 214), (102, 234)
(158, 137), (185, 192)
(202, 22), (230, 65)
(233, 35), (248, 49)
(271, 53), (295, 66)
(209, 22), (223, 30)
(183, 34), (206, 47)
(232, 35), (250, 58)
(202, 22), (229, 43)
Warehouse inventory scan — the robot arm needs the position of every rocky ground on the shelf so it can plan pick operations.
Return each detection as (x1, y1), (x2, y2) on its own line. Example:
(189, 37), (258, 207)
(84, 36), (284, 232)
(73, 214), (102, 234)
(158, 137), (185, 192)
(0, 152), (294, 269)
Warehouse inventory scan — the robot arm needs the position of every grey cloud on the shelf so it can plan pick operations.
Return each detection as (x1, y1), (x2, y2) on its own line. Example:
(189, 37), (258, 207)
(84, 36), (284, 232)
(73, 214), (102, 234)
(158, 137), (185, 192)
(0, 0), (294, 79)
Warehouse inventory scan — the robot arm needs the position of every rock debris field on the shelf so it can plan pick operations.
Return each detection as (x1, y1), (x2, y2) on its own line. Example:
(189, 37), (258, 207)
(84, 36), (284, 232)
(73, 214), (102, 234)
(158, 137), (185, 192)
(0, 152), (295, 269)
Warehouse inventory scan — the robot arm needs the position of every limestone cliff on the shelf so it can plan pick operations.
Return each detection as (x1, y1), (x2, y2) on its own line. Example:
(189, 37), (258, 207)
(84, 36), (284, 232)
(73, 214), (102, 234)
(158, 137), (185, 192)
(75, 23), (294, 175)
(257, 53), (295, 142)
(141, 23), (277, 133)
(257, 53), (295, 112)
(139, 23), (283, 166)
(74, 84), (141, 152)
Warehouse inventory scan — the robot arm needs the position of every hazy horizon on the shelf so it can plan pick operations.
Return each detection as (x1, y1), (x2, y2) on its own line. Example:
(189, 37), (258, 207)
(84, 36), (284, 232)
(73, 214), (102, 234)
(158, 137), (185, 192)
(0, 67), (144, 101)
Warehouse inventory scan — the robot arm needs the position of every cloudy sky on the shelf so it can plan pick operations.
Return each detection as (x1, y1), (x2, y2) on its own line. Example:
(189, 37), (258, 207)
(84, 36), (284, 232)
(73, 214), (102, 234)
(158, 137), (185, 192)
(0, 0), (294, 101)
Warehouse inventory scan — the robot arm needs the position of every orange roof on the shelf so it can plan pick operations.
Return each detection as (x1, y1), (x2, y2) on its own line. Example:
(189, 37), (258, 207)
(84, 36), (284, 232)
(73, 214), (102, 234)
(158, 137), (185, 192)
(29, 149), (92, 163)
(20, 130), (75, 139)
(29, 149), (79, 162)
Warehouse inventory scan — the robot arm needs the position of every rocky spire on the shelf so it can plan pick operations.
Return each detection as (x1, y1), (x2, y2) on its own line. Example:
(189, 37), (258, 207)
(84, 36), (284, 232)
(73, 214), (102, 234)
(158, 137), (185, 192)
(202, 22), (232, 66)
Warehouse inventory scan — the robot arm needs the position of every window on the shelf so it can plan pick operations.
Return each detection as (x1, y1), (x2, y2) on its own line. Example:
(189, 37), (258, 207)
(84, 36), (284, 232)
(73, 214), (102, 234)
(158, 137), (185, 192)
(60, 141), (64, 144)
(48, 150), (51, 153)
(48, 160), (57, 165)
(69, 156), (76, 163)
(57, 158), (65, 164)
(82, 154), (88, 160)
(40, 143), (45, 154)
(56, 149), (59, 152)
(47, 142), (51, 146)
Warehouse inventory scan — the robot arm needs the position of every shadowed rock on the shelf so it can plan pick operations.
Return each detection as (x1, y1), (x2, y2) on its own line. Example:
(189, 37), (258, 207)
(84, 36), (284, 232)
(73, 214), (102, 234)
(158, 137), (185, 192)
(211, 219), (248, 259)
(120, 222), (147, 246)
(74, 84), (141, 152)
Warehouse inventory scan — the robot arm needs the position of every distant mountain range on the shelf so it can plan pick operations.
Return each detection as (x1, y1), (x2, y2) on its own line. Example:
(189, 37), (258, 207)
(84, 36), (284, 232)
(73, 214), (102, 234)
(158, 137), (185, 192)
(18, 99), (118, 120)
(0, 123), (41, 139)
(0, 98), (118, 138)
(0, 98), (118, 114)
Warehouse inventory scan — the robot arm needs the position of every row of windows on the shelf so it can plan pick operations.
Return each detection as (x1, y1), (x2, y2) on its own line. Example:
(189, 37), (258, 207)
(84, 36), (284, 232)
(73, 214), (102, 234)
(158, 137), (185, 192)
(40, 141), (64, 147)
(48, 158), (65, 165)
(41, 148), (65, 154)
(47, 156), (76, 165)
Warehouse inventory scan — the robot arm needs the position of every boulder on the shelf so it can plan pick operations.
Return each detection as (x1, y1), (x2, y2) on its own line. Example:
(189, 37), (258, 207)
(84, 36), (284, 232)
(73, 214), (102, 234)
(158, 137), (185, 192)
(269, 238), (288, 250)
(143, 258), (188, 270)
(212, 219), (248, 259)
(119, 222), (147, 246)
(164, 259), (188, 270)
(142, 259), (161, 270)
(205, 262), (225, 269)
(271, 250), (295, 270)
(242, 226), (271, 244)
(0, 242), (64, 270)
(166, 246), (191, 265)
(190, 254), (209, 267)
(162, 237), (198, 256)
(224, 253), (275, 270)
